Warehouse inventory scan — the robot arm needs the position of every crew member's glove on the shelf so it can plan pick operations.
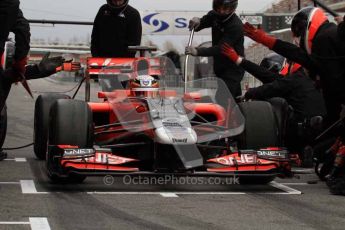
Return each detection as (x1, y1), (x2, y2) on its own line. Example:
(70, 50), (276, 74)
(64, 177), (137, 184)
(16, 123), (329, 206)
(221, 43), (243, 65)
(56, 60), (81, 72)
(235, 95), (246, 102)
(11, 57), (28, 82)
(335, 15), (344, 24)
(188, 17), (200, 30)
(244, 88), (255, 100)
(185, 46), (198, 56)
(243, 22), (277, 49)
(38, 53), (64, 77)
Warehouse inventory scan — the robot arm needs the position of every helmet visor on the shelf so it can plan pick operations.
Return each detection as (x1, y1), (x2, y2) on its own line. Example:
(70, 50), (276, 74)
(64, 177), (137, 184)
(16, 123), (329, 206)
(107, 0), (128, 10)
(213, 0), (238, 11)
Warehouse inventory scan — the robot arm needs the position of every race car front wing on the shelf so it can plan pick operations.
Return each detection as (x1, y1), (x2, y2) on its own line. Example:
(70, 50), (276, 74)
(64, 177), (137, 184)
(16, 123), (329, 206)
(48, 146), (294, 177)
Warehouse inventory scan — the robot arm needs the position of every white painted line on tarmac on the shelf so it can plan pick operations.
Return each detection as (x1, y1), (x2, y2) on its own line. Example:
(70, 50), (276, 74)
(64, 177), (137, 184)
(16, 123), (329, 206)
(160, 193), (179, 197)
(85, 181), (302, 196)
(4, 158), (15, 161)
(0, 181), (20, 185)
(87, 191), (247, 195)
(292, 168), (314, 174)
(0, 221), (28, 225)
(4, 157), (27, 162)
(0, 218), (51, 230)
(269, 181), (302, 195)
(252, 192), (301, 195)
(252, 189), (303, 195)
(87, 191), (172, 195)
(280, 183), (309, 186)
(29, 218), (51, 230)
(20, 180), (49, 194)
(15, 158), (27, 162)
(87, 184), (302, 196)
(174, 192), (247, 195)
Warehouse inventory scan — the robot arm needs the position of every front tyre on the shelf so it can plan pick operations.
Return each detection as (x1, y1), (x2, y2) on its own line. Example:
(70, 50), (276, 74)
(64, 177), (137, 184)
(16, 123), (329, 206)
(34, 93), (70, 160)
(238, 101), (279, 184)
(47, 99), (93, 183)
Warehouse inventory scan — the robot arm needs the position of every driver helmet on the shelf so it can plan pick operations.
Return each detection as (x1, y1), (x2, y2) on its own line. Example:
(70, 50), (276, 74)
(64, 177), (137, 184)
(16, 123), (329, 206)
(259, 53), (285, 74)
(129, 74), (159, 97)
(212, 0), (238, 22)
(260, 53), (301, 76)
(106, 0), (129, 13)
(291, 7), (328, 54)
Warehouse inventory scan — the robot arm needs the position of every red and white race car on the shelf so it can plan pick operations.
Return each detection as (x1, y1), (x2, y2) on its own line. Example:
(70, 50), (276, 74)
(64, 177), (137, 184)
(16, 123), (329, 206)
(33, 47), (296, 184)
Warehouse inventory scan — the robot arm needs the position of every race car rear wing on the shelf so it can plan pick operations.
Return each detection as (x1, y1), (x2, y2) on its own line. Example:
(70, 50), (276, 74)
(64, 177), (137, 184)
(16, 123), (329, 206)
(87, 57), (161, 76)
(87, 58), (135, 75)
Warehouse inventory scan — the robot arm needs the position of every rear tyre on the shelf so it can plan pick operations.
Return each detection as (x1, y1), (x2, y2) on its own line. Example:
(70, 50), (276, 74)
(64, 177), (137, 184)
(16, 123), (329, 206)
(34, 93), (70, 160)
(301, 145), (314, 168)
(47, 99), (93, 183)
(0, 105), (7, 149)
(238, 101), (279, 184)
(238, 101), (278, 149)
(267, 97), (290, 146)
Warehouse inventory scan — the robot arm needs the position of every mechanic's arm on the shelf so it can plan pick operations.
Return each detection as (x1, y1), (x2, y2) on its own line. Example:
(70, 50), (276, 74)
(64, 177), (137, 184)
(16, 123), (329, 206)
(198, 21), (243, 57)
(0, 1), (19, 56)
(195, 11), (215, 32)
(12, 9), (30, 61)
(272, 40), (316, 72)
(91, 9), (101, 57)
(245, 77), (292, 100)
(243, 22), (316, 71)
(240, 59), (280, 84)
(24, 65), (41, 79)
(25, 53), (65, 80)
(221, 43), (279, 84)
(7, 8), (30, 82)
(25, 52), (81, 80)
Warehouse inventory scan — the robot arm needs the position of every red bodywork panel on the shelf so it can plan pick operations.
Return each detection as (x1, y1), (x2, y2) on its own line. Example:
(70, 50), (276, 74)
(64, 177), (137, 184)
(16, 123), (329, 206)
(207, 151), (290, 174)
(185, 102), (226, 126)
(87, 58), (134, 75)
(61, 150), (139, 172)
(89, 89), (228, 143)
(87, 57), (161, 76)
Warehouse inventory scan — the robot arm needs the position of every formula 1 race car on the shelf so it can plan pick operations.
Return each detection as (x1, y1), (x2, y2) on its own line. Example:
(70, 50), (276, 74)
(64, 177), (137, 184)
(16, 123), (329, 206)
(33, 47), (295, 184)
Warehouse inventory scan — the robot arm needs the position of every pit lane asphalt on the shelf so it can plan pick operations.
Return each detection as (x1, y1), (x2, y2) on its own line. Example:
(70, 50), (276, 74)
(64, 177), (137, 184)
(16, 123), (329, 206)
(1, 75), (345, 230)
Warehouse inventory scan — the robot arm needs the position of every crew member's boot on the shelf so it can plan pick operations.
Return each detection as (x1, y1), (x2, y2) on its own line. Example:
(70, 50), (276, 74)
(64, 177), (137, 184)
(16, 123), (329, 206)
(0, 150), (7, 161)
(326, 144), (345, 195)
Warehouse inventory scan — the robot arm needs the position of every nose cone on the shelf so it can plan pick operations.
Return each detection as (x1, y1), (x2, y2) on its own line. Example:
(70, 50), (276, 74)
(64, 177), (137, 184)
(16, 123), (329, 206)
(155, 127), (197, 145)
